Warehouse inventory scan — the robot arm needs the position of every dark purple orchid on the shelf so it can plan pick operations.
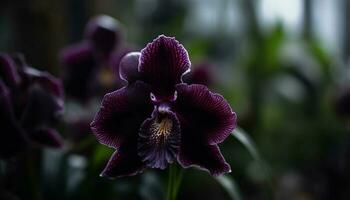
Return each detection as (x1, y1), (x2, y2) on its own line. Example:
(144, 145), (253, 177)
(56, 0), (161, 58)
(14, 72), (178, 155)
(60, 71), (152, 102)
(60, 42), (97, 102)
(85, 15), (123, 61)
(60, 15), (133, 102)
(91, 35), (236, 177)
(0, 53), (64, 159)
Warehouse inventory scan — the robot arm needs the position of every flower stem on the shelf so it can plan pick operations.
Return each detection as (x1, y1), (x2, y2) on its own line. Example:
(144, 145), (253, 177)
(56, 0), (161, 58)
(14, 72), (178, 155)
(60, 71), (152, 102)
(166, 165), (174, 200)
(166, 164), (183, 200)
(172, 167), (183, 200)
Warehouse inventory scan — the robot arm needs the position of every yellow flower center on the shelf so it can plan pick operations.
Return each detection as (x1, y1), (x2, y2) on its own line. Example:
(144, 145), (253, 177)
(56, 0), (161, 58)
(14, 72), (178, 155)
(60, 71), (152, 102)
(151, 118), (173, 141)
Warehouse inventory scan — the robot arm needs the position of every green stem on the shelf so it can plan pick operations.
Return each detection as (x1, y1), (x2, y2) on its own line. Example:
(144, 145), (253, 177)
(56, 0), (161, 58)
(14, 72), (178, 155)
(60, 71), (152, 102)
(172, 168), (183, 200)
(166, 164), (183, 200)
(166, 165), (174, 200)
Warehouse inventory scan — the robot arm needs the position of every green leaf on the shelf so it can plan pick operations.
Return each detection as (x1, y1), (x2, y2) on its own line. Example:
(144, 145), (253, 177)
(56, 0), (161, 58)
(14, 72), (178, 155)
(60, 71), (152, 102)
(91, 145), (113, 170)
(232, 127), (260, 162)
(231, 127), (273, 197)
(215, 175), (242, 200)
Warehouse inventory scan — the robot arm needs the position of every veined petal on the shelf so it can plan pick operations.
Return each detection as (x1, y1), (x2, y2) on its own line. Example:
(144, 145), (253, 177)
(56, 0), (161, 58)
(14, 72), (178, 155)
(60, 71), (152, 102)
(90, 81), (153, 149)
(139, 35), (190, 98)
(138, 108), (181, 169)
(175, 84), (236, 145)
(100, 140), (145, 178)
(174, 84), (234, 175)
(178, 141), (231, 176)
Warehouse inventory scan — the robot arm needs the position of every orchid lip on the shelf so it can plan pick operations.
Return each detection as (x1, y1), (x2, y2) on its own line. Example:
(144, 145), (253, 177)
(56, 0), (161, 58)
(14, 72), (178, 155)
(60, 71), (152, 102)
(138, 108), (181, 169)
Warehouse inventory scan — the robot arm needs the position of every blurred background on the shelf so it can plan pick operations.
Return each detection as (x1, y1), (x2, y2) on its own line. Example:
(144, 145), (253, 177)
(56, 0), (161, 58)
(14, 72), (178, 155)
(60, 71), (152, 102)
(1, 0), (350, 199)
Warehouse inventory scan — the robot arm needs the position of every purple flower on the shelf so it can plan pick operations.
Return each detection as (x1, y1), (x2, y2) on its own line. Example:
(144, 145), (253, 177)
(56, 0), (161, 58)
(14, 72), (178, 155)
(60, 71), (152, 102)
(60, 15), (133, 102)
(91, 35), (236, 177)
(85, 15), (122, 61)
(0, 53), (64, 159)
(60, 42), (97, 102)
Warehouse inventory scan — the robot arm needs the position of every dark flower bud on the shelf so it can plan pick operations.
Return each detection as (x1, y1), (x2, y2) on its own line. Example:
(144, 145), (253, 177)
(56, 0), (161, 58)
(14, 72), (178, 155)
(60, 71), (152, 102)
(183, 62), (214, 86)
(85, 15), (122, 59)
(119, 52), (142, 83)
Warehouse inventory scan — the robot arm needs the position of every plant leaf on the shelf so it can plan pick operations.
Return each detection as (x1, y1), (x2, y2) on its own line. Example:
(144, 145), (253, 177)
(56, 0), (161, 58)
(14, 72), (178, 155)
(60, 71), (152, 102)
(232, 127), (273, 197)
(215, 175), (243, 200)
(232, 127), (260, 162)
